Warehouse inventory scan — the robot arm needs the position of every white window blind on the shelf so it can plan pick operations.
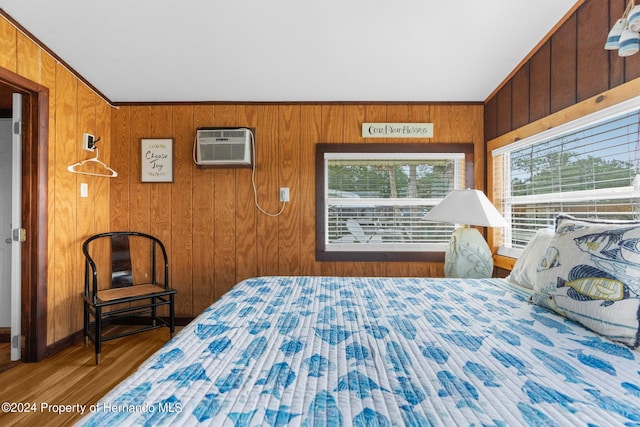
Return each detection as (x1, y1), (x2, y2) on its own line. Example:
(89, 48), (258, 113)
(324, 152), (466, 252)
(492, 99), (640, 255)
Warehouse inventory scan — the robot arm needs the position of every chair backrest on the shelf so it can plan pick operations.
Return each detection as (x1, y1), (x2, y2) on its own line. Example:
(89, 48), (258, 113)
(111, 234), (134, 288)
(83, 231), (169, 299)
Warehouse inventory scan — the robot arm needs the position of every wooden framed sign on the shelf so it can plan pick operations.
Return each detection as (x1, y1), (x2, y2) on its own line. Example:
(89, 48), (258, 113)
(141, 138), (174, 182)
(362, 123), (434, 138)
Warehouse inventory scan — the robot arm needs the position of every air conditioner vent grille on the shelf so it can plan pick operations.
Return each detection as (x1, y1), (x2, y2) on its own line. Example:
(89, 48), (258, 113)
(224, 130), (247, 138)
(195, 127), (252, 167)
(198, 130), (223, 139)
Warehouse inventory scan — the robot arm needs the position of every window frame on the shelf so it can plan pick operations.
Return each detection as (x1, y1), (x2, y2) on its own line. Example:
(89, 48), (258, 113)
(491, 95), (640, 258)
(315, 142), (475, 262)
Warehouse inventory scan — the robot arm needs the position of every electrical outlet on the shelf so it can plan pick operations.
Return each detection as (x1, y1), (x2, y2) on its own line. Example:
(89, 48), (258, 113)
(83, 133), (96, 151)
(280, 187), (290, 202)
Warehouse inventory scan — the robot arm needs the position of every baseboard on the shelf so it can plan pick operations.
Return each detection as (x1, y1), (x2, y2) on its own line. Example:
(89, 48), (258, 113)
(46, 330), (84, 358)
(0, 327), (10, 343)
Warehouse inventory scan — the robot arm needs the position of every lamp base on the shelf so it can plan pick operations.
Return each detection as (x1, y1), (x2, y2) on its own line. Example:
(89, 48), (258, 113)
(444, 228), (493, 278)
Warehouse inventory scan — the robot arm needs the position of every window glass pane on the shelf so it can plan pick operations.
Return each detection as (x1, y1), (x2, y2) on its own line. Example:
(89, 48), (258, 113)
(326, 155), (464, 251)
(510, 112), (638, 197)
(494, 106), (640, 252)
(328, 159), (457, 199)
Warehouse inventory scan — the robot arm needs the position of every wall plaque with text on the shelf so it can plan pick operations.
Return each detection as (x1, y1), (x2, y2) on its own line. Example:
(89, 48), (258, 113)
(362, 123), (434, 138)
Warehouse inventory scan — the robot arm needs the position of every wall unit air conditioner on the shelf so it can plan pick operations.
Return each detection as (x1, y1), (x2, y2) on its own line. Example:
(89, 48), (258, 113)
(195, 127), (253, 167)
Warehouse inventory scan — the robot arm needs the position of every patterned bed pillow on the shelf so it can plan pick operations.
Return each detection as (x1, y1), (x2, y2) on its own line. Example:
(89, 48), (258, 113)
(532, 214), (640, 348)
(507, 228), (554, 289)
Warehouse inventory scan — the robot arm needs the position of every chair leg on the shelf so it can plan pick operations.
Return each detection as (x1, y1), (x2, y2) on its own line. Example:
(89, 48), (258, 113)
(152, 297), (157, 327)
(95, 306), (102, 365)
(169, 294), (175, 338)
(83, 301), (89, 347)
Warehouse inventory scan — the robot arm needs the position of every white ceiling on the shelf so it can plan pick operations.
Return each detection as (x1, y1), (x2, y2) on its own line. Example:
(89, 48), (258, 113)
(0, 0), (578, 103)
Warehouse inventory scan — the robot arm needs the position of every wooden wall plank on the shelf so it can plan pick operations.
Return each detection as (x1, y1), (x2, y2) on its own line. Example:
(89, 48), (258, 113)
(528, 41), (551, 123)
(484, 96), (498, 143)
(551, 14), (577, 114)
(277, 105), (301, 275)
(170, 105), (194, 316)
(73, 84), (96, 333)
(0, 17), (17, 72)
(148, 106), (173, 242)
(431, 104), (452, 143)
(147, 105), (174, 317)
(110, 108), (130, 231)
(235, 105), (258, 282)
(212, 105), (238, 298)
(625, 50), (640, 81)
(52, 66), (77, 342)
(191, 105), (215, 314)
(511, 64), (530, 129)
(42, 51), (57, 347)
(94, 95), (111, 236)
(496, 82), (512, 137)
(128, 106), (152, 232)
(256, 105), (280, 277)
(16, 33), (40, 83)
(577, 0), (610, 101)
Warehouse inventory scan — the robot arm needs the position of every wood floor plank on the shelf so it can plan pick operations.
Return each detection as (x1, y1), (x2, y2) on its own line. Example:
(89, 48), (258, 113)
(0, 327), (176, 426)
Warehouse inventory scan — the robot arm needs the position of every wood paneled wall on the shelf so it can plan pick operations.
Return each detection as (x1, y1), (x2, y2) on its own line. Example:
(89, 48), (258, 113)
(111, 104), (484, 317)
(0, 16), (113, 346)
(485, 0), (640, 140)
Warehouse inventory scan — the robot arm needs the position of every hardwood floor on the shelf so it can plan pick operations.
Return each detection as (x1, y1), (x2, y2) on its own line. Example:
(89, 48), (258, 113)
(0, 343), (20, 374)
(0, 327), (177, 426)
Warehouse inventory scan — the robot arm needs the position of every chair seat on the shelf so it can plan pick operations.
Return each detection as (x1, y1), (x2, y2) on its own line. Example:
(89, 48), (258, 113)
(97, 283), (171, 303)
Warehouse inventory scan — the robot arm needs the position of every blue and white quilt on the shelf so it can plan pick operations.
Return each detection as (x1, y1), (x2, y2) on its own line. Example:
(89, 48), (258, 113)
(78, 276), (640, 426)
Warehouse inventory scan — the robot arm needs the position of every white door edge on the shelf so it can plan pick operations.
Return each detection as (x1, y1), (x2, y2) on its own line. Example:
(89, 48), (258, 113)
(11, 93), (22, 361)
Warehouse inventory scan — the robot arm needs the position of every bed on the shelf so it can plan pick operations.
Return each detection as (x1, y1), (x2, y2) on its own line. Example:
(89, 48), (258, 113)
(77, 273), (640, 427)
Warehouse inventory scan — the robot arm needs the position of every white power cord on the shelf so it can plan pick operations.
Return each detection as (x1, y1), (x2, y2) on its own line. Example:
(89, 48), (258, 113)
(192, 128), (287, 217)
(248, 130), (287, 217)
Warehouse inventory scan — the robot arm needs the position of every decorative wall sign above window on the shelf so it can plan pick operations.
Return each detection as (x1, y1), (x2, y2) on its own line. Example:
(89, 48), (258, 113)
(362, 123), (433, 138)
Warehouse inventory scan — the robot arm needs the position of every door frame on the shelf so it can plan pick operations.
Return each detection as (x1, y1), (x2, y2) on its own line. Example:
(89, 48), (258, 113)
(0, 67), (48, 362)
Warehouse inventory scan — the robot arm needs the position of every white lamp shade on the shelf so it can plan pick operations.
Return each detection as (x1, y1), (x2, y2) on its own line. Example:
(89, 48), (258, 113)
(422, 189), (507, 227)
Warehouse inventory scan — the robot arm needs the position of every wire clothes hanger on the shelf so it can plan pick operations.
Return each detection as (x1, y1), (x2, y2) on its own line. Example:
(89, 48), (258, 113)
(67, 147), (118, 177)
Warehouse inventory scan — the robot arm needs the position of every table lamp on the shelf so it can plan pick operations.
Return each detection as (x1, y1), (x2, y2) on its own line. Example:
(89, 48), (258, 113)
(422, 189), (507, 278)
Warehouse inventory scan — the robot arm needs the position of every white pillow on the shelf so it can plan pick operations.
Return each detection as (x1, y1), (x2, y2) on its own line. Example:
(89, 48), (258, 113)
(507, 228), (554, 289)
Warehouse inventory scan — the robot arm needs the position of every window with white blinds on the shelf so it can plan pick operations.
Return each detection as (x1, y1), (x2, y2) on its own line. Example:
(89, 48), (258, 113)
(323, 152), (466, 253)
(492, 98), (640, 256)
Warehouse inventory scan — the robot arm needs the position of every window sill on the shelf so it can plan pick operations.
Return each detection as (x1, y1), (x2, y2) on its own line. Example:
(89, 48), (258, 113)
(493, 254), (516, 271)
(316, 251), (445, 262)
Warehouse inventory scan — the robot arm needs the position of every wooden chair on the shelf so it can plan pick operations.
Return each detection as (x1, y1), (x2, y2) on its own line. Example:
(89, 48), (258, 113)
(83, 231), (176, 364)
